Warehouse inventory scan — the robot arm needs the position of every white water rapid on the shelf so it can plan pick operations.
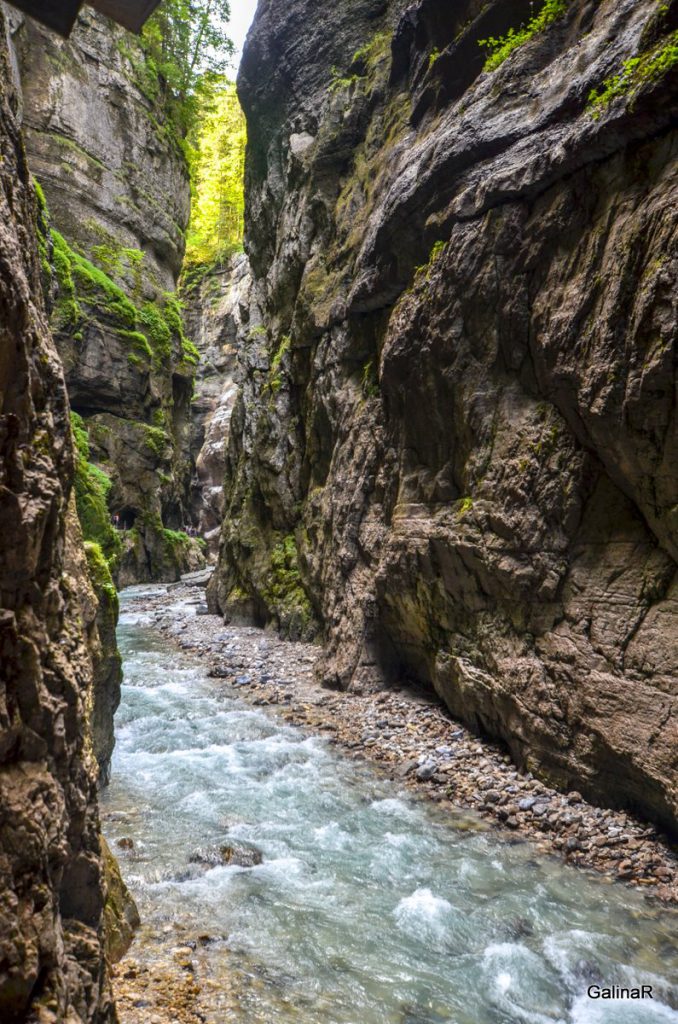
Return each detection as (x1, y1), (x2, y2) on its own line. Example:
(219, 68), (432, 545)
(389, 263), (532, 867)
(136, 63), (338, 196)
(102, 588), (678, 1024)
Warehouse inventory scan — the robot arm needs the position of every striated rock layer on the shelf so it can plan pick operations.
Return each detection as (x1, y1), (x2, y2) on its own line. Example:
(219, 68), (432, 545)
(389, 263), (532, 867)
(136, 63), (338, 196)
(0, 8), (119, 1017)
(184, 253), (251, 553)
(9, 7), (203, 584)
(211, 0), (678, 834)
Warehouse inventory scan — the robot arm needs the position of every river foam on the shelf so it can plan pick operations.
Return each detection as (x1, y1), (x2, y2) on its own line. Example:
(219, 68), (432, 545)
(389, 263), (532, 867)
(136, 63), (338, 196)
(103, 589), (678, 1024)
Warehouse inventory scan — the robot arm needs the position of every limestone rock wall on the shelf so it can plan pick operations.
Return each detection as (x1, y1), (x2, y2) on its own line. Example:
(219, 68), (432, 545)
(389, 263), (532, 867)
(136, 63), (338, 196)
(9, 6), (203, 584)
(9, 5), (188, 291)
(211, 0), (678, 834)
(184, 253), (251, 553)
(0, 8), (116, 1016)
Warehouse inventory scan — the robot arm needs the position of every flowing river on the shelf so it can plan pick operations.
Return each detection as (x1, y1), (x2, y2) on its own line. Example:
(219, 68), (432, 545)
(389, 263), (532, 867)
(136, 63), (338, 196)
(102, 588), (678, 1024)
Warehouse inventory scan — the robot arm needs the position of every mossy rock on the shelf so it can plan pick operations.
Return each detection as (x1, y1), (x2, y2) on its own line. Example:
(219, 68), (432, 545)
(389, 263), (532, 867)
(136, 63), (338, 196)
(101, 836), (140, 963)
(71, 413), (122, 575)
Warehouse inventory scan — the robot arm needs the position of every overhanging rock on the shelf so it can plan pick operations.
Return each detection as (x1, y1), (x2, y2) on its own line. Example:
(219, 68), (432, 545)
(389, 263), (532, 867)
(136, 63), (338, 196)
(5, 0), (162, 36)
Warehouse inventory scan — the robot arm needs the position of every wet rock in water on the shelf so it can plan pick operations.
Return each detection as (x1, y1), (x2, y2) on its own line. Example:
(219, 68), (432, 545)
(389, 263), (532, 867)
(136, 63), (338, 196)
(189, 841), (264, 868)
(116, 837), (135, 850)
(505, 916), (534, 940)
(399, 1003), (452, 1024)
(573, 959), (604, 986)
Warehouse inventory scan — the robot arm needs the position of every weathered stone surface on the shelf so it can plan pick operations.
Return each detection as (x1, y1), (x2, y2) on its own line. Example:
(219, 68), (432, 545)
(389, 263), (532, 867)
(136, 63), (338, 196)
(11, 7), (204, 584)
(0, 9), (115, 1017)
(9, 7), (189, 290)
(101, 837), (139, 965)
(189, 841), (263, 868)
(212, 0), (678, 833)
(184, 253), (251, 552)
(62, 500), (122, 786)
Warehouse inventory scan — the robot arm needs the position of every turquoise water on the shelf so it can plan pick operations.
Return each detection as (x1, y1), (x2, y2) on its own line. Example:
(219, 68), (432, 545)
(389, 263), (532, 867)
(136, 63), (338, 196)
(102, 589), (678, 1024)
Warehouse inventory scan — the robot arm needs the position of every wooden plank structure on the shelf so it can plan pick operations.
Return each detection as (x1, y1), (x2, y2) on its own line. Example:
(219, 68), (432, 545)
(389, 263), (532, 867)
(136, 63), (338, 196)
(5, 0), (163, 36)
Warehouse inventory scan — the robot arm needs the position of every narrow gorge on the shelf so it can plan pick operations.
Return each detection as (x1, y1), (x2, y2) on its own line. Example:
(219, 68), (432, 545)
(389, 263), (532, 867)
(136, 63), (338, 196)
(0, 0), (676, 1022)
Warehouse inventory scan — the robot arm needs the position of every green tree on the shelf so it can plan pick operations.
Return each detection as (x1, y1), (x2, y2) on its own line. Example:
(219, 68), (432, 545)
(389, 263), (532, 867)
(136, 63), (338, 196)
(141, 0), (235, 130)
(185, 77), (246, 268)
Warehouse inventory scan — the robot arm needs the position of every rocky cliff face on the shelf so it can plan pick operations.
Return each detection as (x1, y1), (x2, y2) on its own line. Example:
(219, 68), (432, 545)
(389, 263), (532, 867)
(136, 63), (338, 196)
(184, 253), (251, 553)
(0, 8), (117, 1015)
(211, 0), (678, 835)
(9, 7), (204, 584)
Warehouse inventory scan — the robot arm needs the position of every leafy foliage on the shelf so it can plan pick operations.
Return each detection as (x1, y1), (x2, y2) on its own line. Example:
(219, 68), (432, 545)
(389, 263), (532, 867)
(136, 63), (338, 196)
(140, 0), (235, 134)
(588, 30), (678, 114)
(184, 78), (246, 268)
(479, 0), (568, 72)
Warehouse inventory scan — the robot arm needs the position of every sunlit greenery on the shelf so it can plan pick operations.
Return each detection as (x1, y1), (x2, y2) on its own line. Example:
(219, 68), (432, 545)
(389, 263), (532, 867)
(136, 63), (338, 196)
(184, 78), (246, 269)
(140, 0), (234, 132)
(588, 30), (678, 114)
(51, 228), (198, 371)
(479, 0), (568, 72)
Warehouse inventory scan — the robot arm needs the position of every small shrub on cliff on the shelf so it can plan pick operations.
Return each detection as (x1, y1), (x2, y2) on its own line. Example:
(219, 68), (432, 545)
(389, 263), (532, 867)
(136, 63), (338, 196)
(352, 31), (391, 74)
(479, 0), (569, 72)
(428, 49), (442, 71)
(588, 31), (678, 114)
(414, 240), (447, 282)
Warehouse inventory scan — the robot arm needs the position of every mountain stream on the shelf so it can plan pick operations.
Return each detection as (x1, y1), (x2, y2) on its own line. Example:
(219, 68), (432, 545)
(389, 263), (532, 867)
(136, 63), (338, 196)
(102, 588), (678, 1024)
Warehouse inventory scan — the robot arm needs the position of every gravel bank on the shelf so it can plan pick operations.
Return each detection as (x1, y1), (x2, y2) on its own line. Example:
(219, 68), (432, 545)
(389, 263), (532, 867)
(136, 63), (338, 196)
(136, 583), (677, 905)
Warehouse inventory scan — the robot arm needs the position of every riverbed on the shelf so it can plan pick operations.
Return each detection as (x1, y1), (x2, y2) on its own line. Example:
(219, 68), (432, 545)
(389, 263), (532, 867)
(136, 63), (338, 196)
(103, 587), (678, 1024)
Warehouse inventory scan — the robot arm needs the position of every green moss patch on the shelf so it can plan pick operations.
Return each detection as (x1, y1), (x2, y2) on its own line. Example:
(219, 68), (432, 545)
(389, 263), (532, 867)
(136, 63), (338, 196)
(361, 360), (379, 398)
(50, 227), (199, 377)
(142, 424), (170, 460)
(262, 534), (313, 636)
(84, 541), (119, 610)
(71, 412), (122, 573)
